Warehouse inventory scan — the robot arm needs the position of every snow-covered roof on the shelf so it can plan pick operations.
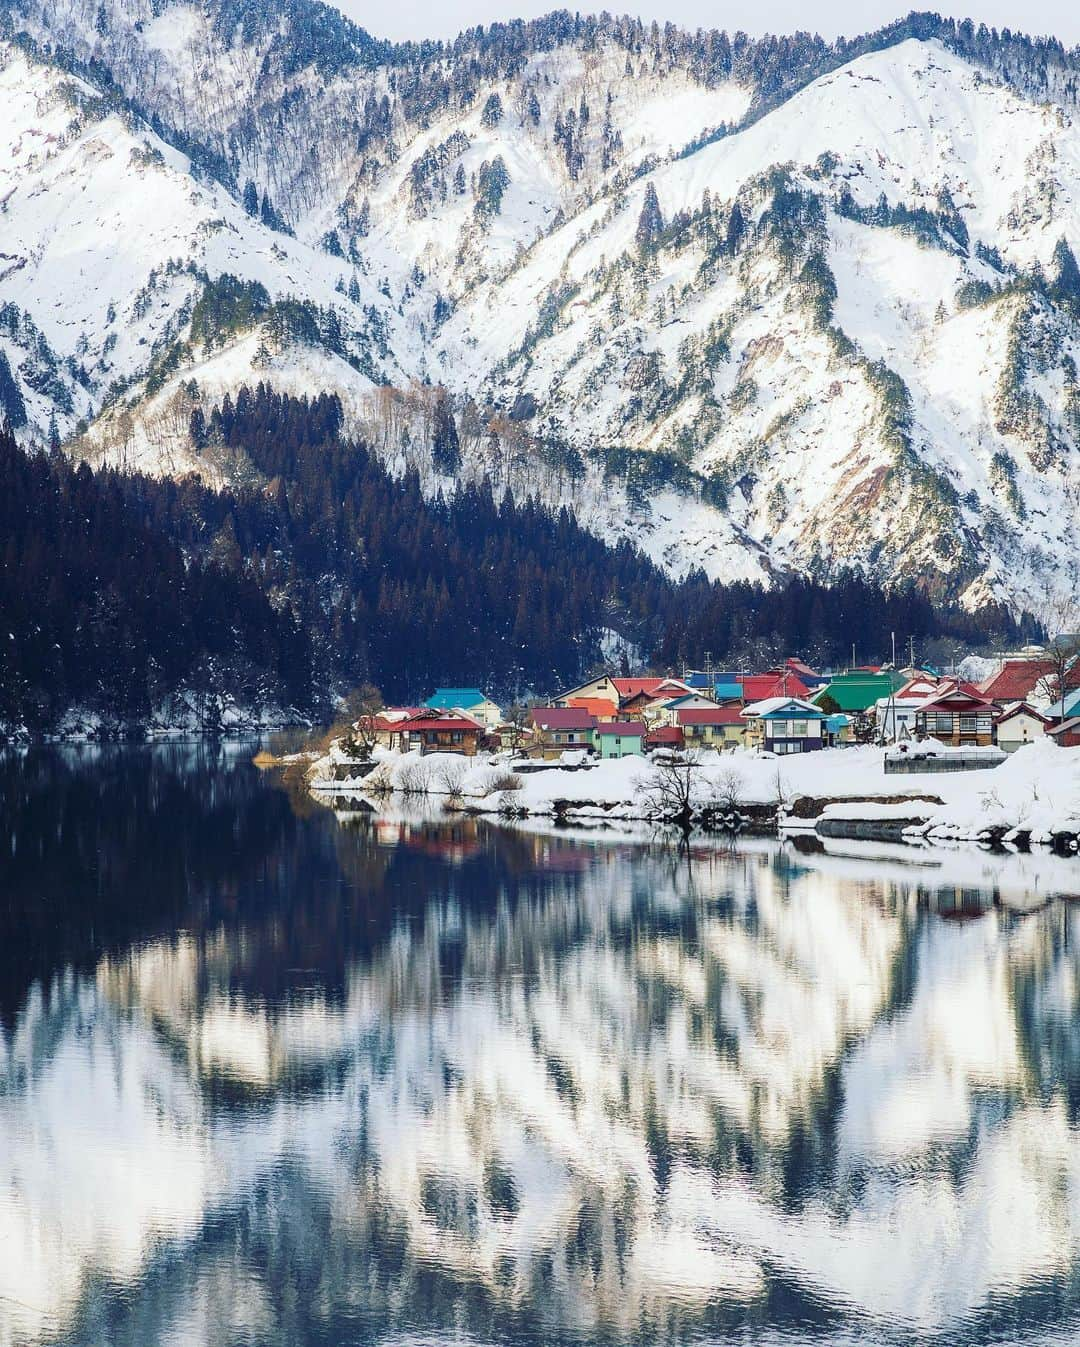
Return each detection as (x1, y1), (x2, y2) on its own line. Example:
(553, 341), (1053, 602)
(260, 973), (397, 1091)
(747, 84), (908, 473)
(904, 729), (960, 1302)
(742, 696), (826, 719)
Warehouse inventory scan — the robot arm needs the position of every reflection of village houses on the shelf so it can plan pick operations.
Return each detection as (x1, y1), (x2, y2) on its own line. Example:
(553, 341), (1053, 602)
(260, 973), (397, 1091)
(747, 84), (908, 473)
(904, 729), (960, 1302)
(7, 827), (1080, 1345)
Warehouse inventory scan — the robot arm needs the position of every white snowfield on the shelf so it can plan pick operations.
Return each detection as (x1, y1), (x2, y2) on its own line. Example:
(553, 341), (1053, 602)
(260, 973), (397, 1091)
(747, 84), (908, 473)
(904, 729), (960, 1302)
(314, 741), (1080, 845)
(3, 14), (1080, 611)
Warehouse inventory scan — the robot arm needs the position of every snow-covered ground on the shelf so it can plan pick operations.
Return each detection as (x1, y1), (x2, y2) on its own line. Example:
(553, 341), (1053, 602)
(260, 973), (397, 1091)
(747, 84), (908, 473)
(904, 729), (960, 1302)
(312, 741), (1080, 846)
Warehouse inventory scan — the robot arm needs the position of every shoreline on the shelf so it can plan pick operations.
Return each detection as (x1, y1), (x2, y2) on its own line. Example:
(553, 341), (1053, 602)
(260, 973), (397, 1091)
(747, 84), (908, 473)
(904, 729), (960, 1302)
(306, 741), (1080, 855)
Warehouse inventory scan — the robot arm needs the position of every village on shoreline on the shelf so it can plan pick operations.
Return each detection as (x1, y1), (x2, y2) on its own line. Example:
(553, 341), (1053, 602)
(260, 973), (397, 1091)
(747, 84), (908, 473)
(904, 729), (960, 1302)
(300, 647), (1080, 851)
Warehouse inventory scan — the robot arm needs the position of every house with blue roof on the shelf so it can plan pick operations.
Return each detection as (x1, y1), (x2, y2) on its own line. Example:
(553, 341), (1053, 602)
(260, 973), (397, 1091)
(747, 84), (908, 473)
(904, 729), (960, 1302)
(1044, 686), (1080, 722)
(424, 688), (503, 730)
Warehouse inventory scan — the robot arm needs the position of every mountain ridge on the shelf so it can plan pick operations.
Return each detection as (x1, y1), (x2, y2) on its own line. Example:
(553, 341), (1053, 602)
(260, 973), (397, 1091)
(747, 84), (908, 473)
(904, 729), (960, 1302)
(2, 2), (1080, 618)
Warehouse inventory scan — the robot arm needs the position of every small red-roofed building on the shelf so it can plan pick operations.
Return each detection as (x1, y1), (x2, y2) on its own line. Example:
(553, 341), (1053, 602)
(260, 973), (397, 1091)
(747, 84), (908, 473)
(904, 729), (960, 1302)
(645, 725), (685, 751)
(677, 705), (747, 751)
(529, 706), (599, 757)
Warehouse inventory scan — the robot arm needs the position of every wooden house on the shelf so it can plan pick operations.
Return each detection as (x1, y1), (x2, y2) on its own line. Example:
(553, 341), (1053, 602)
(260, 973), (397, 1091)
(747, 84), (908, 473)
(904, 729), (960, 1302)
(388, 708), (484, 755)
(1049, 716), (1080, 748)
(913, 683), (996, 747)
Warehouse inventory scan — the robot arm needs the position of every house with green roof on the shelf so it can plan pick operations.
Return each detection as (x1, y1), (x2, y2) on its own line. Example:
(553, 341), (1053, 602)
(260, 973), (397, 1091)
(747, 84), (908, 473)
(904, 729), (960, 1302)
(813, 670), (906, 714)
(424, 688), (503, 729)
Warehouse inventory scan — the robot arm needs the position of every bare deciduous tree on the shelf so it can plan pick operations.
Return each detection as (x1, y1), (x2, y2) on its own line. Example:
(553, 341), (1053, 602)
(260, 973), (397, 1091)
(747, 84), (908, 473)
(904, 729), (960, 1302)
(1033, 599), (1080, 709)
(642, 751), (702, 832)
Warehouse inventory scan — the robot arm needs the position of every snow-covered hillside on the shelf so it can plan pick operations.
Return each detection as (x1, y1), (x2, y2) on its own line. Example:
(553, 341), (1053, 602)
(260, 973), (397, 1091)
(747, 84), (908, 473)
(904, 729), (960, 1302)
(3, 1), (1080, 615)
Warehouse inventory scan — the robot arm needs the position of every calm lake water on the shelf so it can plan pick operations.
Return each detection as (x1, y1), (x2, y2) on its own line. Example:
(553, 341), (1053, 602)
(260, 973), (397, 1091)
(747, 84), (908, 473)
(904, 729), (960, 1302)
(3, 745), (1080, 1347)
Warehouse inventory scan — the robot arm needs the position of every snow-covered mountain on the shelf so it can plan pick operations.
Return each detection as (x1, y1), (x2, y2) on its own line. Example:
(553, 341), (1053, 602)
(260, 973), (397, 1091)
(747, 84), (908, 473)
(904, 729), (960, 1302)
(3, 0), (1080, 615)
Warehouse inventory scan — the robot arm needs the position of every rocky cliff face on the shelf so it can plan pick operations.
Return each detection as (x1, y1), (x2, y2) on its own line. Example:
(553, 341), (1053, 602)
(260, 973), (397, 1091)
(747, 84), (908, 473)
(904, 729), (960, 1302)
(2, 1), (1080, 615)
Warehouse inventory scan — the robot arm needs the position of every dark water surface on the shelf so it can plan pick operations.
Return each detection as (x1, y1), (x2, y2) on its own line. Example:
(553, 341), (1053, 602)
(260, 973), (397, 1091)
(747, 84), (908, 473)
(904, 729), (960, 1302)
(3, 745), (1080, 1347)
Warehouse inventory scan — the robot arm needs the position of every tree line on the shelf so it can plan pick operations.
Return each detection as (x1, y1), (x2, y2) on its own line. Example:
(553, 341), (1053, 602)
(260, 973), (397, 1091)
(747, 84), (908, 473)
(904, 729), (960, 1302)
(0, 388), (1027, 730)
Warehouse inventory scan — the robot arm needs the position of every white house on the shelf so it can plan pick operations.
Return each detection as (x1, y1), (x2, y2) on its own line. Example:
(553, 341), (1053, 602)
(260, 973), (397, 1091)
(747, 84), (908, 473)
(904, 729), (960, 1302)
(874, 676), (940, 741)
(994, 702), (1051, 753)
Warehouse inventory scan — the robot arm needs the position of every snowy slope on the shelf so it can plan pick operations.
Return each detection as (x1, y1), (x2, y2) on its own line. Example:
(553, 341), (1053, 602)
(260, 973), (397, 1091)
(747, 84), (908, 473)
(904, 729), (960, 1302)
(3, 10), (1080, 616)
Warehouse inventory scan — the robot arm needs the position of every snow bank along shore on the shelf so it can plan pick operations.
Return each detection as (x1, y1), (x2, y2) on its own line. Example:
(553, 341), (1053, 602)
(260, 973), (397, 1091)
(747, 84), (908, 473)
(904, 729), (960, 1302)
(310, 742), (1080, 851)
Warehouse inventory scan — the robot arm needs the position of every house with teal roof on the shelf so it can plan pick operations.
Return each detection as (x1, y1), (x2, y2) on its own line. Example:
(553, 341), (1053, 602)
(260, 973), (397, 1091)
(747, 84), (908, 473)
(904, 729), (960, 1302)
(813, 670), (906, 714)
(424, 688), (503, 729)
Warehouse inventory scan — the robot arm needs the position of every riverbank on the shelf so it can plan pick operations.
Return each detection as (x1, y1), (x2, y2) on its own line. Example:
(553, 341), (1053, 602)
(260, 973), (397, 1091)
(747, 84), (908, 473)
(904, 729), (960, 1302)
(310, 741), (1080, 850)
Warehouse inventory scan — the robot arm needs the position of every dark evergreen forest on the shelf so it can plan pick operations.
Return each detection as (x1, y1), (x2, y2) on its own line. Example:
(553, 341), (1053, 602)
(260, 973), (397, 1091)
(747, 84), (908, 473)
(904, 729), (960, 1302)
(0, 394), (1025, 731)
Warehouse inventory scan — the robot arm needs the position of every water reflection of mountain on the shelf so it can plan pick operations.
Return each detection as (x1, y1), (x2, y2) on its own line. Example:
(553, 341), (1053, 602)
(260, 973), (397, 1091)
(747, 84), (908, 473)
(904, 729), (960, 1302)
(4, 751), (1080, 1346)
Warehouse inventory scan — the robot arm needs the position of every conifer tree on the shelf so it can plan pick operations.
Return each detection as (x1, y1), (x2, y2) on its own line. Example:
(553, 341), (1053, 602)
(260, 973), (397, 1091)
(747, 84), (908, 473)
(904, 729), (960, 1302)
(432, 391), (461, 474)
(0, 350), (27, 429)
(636, 182), (664, 250)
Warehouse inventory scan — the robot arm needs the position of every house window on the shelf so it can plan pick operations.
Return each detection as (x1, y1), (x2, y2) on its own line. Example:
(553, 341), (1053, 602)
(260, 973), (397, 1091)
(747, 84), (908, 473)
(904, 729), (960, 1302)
(959, 714), (977, 735)
(791, 720), (807, 737)
(451, 731), (463, 744)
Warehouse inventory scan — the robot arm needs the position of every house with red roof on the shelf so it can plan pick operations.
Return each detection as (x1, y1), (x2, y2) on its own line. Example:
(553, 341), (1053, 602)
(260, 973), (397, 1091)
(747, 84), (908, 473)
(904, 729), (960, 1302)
(611, 677), (694, 715)
(566, 697), (618, 721)
(645, 724), (685, 750)
(738, 672), (811, 704)
(677, 706), (747, 751)
(914, 683), (997, 747)
(376, 707), (484, 755)
(529, 706), (599, 757)
(978, 658), (1059, 707)
(1049, 716), (1080, 748)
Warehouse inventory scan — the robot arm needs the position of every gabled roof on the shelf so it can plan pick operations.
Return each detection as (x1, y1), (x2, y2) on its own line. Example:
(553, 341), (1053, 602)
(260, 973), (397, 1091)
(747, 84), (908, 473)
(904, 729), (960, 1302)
(742, 696), (826, 719)
(678, 707), (745, 726)
(914, 682), (994, 711)
(1044, 687), (1080, 720)
(995, 701), (1052, 725)
(567, 697), (618, 718)
(889, 677), (941, 701)
(645, 725), (685, 744)
(596, 721), (647, 737)
(611, 677), (691, 700)
(819, 669), (906, 710)
(739, 673), (811, 703)
(713, 682), (744, 702)
(1049, 716), (1080, 737)
(978, 659), (1057, 702)
(530, 707), (598, 731)
(372, 707), (423, 728)
(425, 688), (490, 709)
(662, 693), (715, 708)
(398, 711), (483, 733)
(783, 657), (821, 679)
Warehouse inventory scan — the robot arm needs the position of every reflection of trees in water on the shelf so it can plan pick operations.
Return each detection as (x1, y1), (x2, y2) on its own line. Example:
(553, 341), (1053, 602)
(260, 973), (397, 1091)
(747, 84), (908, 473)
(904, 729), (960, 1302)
(9, 755), (1080, 1345)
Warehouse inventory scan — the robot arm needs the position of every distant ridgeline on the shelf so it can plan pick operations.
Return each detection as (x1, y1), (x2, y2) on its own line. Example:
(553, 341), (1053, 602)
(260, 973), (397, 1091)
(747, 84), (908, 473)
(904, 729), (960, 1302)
(0, 398), (1025, 733)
